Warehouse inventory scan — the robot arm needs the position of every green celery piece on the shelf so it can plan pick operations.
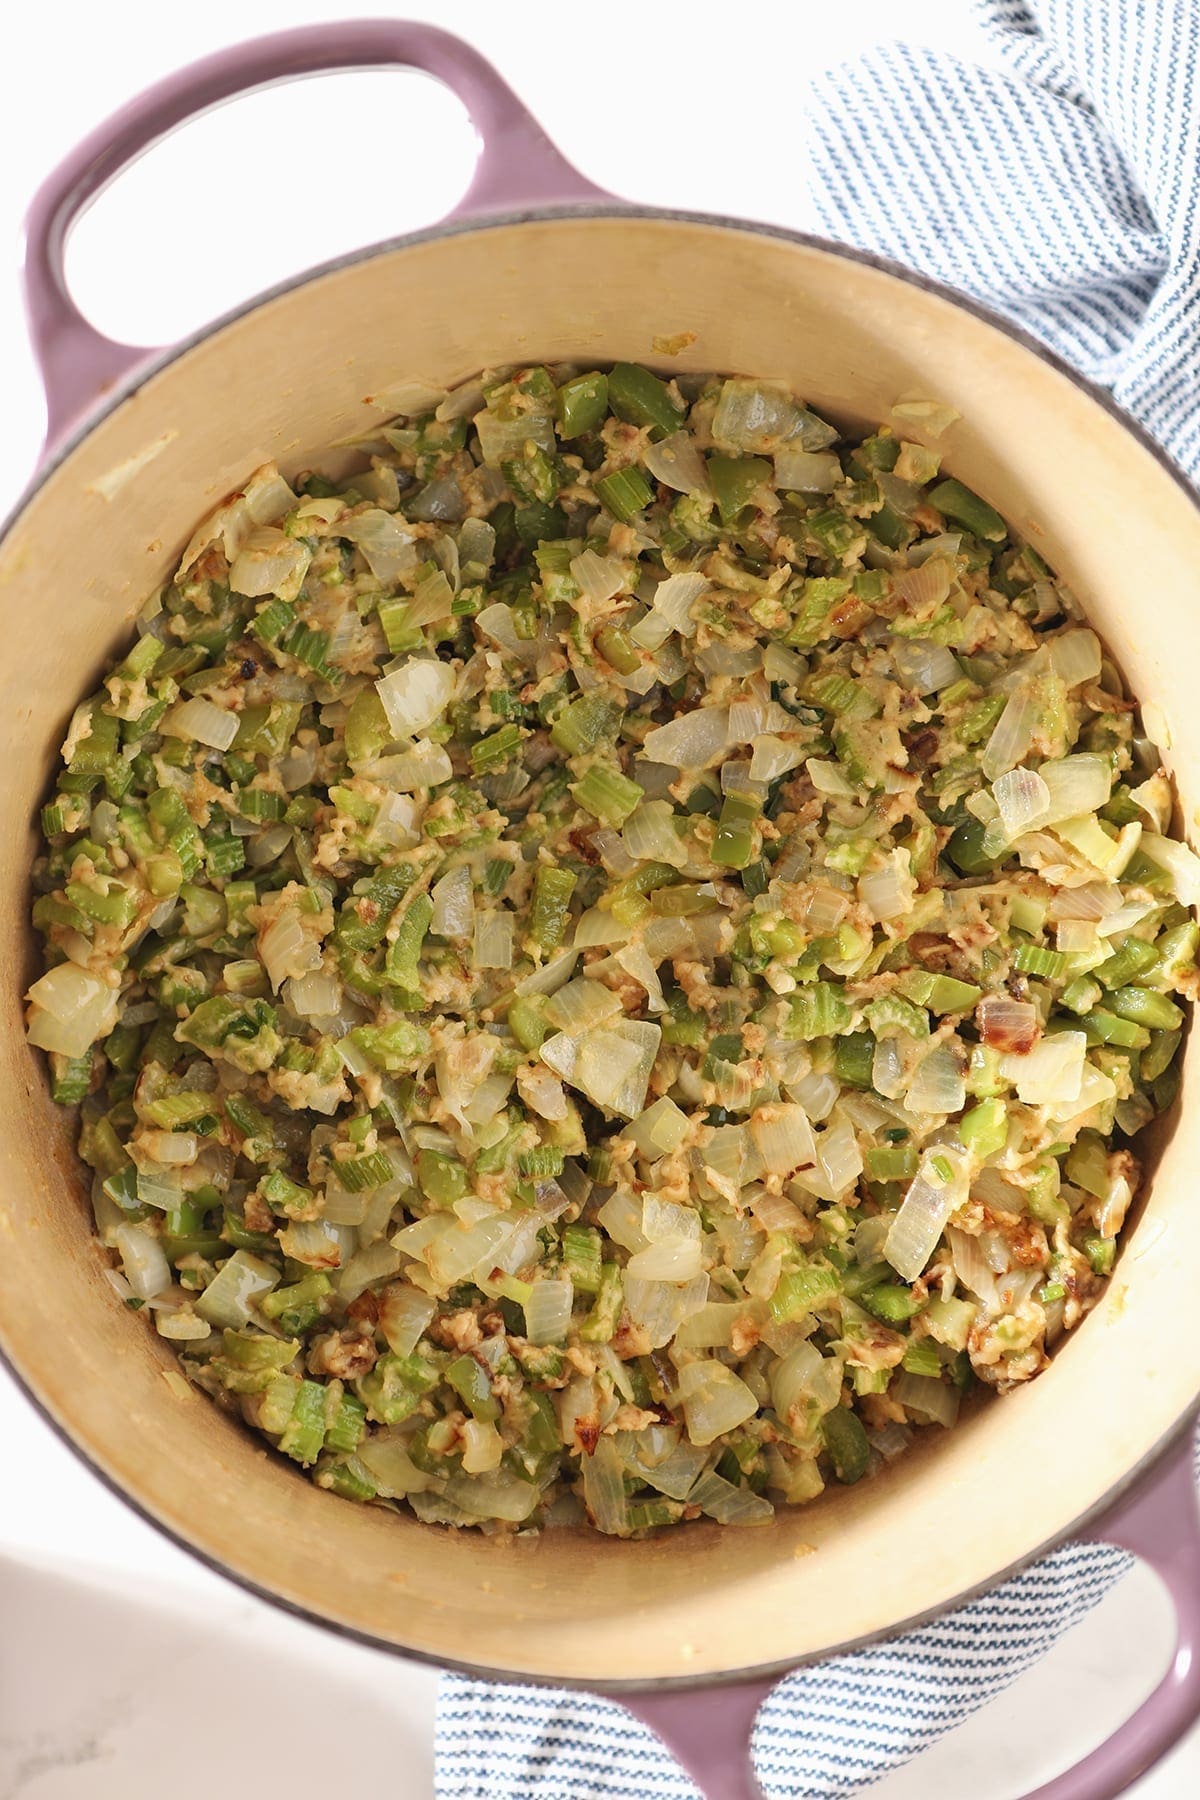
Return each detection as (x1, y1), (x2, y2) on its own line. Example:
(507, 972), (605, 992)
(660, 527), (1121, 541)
(579, 1263), (624, 1342)
(928, 478), (1007, 542)
(769, 1264), (840, 1322)
(594, 466), (653, 522)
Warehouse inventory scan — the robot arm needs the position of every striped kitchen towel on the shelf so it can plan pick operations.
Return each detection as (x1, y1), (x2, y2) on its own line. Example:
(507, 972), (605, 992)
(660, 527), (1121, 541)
(437, 2), (1200, 1793)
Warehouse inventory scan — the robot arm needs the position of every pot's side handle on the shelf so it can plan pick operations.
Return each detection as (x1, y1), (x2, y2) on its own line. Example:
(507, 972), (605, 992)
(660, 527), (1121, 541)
(615, 1423), (1200, 1800)
(23, 20), (610, 449)
(620, 1678), (775, 1800)
(1015, 1420), (1200, 1800)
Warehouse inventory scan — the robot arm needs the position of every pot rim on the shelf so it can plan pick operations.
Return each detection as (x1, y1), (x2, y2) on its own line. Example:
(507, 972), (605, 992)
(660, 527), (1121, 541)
(3, 199), (1198, 1693)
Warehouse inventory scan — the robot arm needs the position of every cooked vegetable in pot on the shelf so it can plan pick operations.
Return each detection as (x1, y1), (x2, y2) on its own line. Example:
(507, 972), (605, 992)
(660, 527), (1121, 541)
(27, 365), (1197, 1534)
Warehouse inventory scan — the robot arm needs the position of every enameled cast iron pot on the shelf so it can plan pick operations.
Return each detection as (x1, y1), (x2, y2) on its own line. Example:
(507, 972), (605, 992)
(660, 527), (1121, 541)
(3, 24), (1200, 1800)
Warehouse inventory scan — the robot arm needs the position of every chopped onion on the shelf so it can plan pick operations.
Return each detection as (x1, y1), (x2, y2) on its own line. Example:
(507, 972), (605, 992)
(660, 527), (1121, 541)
(229, 528), (310, 600)
(858, 850), (915, 922)
(1000, 1031), (1085, 1104)
(769, 1341), (842, 1423)
(570, 550), (627, 606)
(806, 758), (855, 798)
(473, 909), (514, 970)
(946, 1227), (1000, 1307)
(689, 1468), (774, 1526)
(884, 1152), (969, 1281)
(905, 1042), (966, 1116)
(749, 735), (806, 783)
(114, 1223), (172, 1300)
(982, 683), (1039, 781)
(1140, 832), (1200, 905)
(623, 800), (688, 868)
(773, 448), (840, 492)
(375, 658), (455, 738)
(544, 978), (622, 1035)
(626, 1238), (704, 1281)
(643, 431), (711, 495)
(160, 697), (239, 752)
(993, 766), (1050, 838)
(677, 1359), (758, 1445)
(1039, 754), (1113, 822)
(580, 1435), (629, 1535)
(712, 379), (809, 454)
(194, 1250), (279, 1328)
(750, 1104), (817, 1176)
(890, 637), (961, 695)
(444, 1469), (540, 1522)
(25, 963), (118, 1057)
(1047, 629), (1102, 686)
(524, 1277), (573, 1345)
(338, 509), (419, 584)
(625, 1096), (690, 1159)
(642, 704), (730, 767)
(370, 741), (454, 791)
(628, 1273), (710, 1349)
(430, 865), (475, 940)
(894, 1370), (959, 1427)
(976, 995), (1041, 1054)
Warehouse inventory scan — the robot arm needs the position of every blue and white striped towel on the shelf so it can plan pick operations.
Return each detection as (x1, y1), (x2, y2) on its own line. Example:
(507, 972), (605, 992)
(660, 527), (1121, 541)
(436, 3), (1200, 1793)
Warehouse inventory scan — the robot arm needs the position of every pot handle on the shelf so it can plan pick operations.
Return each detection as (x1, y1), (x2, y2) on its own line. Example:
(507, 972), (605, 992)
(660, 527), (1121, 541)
(22, 20), (609, 448)
(618, 1423), (1200, 1800)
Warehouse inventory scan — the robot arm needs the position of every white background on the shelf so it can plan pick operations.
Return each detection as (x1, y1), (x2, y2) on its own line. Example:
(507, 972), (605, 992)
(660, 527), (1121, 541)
(0, 2), (1195, 1795)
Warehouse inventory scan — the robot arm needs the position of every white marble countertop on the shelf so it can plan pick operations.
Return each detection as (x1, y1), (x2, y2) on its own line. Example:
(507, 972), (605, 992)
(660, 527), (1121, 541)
(1, 1), (1198, 1793)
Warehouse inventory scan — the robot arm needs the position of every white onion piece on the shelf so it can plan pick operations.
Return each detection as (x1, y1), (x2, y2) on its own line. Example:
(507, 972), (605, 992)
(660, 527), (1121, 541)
(890, 637), (961, 695)
(885, 1152), (969, 1280)
(472, 909), (514, 970)
(643, 431), (711, 495)
(339, 509), (418, 583)
(773, 447), (840, 492)
(524, 1278), (573, 1345)
(544, 978), (622, 1035)
(444, 1470), (539, 1522)
(160, 697), (239, 751)
(807, 757), (856, 799)
(596, 1190), (648, 1254)
(1047, 629), (1102, 686)
(750, 1104), (817, 1176)
(858, 850), (915, 922)
(1000, 1031), (1085, 1104)
(905, 1042), (966, 1115)
(375, 658), (455, 738)
(580, 1436), (629, 1535)
(26, 963), (118, 1057)
(894, 1371), (959, 1427)
(976, 995), (1041, 1055)
(461, 1420), (504, 1474)
(430, 865), (475, 939)
(622, 801), (688, 868)
(626, 1238), (704, 1281)
(570, 550), (627, 606)
(982, 683), (1039, 780)
(1140, 832), (1200, 905)
(624, 1273), (709, 1349)
(946, 1226), (1001, 1307)
(625, 1097), (690, 1160)
(993, 766), (1050, 838)
(749, 734), (806, 783)
(677, 1360), (758, 1446)
(770, 1341), (842, 1423)
(1039, 754), (1113, 822)
(114, 1223), (172, 1300)
(642, 705), (730, 767)
(370, 742), (453, 791)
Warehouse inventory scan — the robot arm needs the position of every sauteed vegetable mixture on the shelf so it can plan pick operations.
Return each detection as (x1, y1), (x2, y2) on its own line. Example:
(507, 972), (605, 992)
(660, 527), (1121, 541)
(27, 366), (1197, 1533)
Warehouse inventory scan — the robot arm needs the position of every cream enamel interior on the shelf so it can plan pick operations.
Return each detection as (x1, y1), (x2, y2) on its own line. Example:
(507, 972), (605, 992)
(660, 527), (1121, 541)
(2, 214), (1198, 1686)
